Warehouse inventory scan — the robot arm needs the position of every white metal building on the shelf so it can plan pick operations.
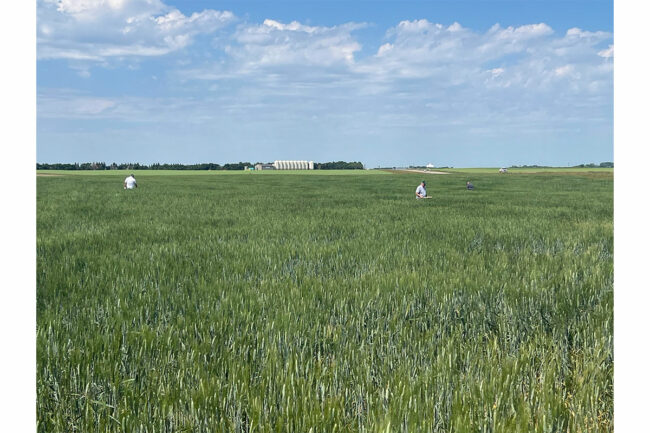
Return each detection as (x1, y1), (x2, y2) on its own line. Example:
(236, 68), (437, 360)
(255, 163), (276, 170)
(273, 160), (314, 170)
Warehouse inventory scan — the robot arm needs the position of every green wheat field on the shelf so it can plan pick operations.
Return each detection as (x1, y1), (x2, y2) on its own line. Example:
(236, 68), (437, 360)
(37, 170), (613, 432)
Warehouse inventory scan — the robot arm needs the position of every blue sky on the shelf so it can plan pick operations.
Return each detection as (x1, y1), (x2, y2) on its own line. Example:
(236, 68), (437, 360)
(37, 0), (613, 167)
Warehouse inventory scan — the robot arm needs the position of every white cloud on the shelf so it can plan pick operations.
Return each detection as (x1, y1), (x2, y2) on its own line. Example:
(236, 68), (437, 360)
(348, 20), (557, 83)
(38, 0), (235, 60)
(226, 19), (365, 68)
(554, 64), (576, 77)
(46, 0), (166, 21)
(377, 43), (393, 56)
(492, 22), (553, 39)
(598, 44), (614, 58)
(489, 67), (505, 77)
(448, 22), (463, 32)
(261, 19), (318, 33)
(565, 27), (609, 40)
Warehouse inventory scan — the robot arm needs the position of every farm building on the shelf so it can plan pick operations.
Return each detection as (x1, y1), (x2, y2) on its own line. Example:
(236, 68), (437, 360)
(273, 160), (314, 170)
(255, 163), (276, 170)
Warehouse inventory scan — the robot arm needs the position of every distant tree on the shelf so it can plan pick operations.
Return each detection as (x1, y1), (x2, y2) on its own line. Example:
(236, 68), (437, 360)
(600, 162), (614, 168)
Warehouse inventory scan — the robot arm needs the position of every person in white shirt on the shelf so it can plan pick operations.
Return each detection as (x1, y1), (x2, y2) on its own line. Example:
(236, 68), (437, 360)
(415, 180), (431, 199)
(124, 174), (138, 190)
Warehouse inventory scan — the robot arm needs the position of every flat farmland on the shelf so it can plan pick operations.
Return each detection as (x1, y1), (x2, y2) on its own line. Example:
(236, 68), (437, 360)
(421, 167), (614, 175)
(37, 171), (613, 432)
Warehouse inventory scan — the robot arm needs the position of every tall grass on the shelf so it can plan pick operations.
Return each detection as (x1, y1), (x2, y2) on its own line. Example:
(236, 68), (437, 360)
(37, 172), (613, 432)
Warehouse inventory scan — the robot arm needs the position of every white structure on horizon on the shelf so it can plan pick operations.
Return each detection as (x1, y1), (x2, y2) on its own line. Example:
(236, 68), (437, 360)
(426, 163), (435, 168)
(274, 160), (314, 170)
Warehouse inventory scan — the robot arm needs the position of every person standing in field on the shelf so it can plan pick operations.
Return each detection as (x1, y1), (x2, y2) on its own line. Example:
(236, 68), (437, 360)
(124, 174), (138, 190)
(416, 180), (431, 199)
(466, 181), (474, 190)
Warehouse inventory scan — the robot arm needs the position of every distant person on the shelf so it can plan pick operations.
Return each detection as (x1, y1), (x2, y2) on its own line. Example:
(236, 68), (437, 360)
(124, 174), (138, 190)
(416, 180), (431, 199)
(466, 181), (474, 190)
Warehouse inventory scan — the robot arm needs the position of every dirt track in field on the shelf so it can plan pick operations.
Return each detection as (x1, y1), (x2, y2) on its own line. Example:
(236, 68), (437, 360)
(383, 169), (451, 175)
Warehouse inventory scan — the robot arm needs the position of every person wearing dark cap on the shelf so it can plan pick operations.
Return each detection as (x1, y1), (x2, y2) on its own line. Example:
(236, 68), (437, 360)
(415, 180), (431, 199)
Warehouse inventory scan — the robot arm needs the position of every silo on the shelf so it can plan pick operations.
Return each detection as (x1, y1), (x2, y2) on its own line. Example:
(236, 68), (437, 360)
(309, 161), (314, 170)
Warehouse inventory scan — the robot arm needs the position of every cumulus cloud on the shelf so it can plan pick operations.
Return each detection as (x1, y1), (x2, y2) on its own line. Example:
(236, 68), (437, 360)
(598, 44), (614, 58)
(51, 0), (166, 18)
(38, 0), (235, 60)
(354, 20), (556, 81)
(489, 67), (504, 77)
(226, 19), (366, 69)
(554, 64), (576, 77)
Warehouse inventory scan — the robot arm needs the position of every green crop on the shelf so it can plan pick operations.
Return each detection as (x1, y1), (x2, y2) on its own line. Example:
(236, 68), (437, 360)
(37, 171), (613, 432)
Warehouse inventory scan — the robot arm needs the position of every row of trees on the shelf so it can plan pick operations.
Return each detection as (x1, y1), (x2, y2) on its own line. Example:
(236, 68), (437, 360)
(313, 161), (364, 170)
(36, 161), (365, 170)
(508, 162), (614, 169)
(575, 162), (614, 168)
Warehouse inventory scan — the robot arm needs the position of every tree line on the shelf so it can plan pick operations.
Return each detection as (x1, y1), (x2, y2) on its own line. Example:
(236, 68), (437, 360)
(36, 161), (365, 170)
(508, 162), (614, 169)
(574, 162), (613, 168)
(313, 161), (363, 170)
